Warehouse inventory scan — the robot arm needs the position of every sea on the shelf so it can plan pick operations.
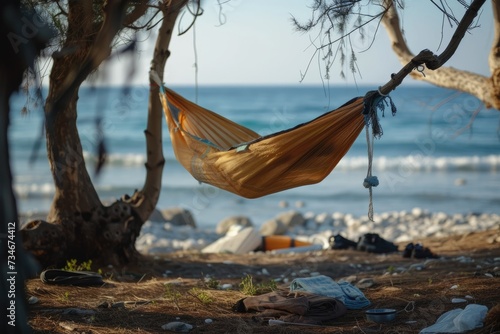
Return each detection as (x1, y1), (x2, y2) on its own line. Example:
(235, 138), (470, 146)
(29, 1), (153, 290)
(8, 85), (500, 229)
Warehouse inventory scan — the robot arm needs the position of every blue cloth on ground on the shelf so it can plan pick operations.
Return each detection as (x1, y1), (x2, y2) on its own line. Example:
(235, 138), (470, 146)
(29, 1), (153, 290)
(289, 275), (371, 310)
(419, 304), (488, 333)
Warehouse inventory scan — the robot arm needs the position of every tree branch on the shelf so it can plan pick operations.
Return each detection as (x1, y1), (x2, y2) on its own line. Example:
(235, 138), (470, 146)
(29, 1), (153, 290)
(379, 0), (487, 96)
(133, 0), (189, 222)
(489, 0), (500, 70)
(123, 0), (149, 27)
(47, 0), (148, 123)
(436, 0), (486, 66)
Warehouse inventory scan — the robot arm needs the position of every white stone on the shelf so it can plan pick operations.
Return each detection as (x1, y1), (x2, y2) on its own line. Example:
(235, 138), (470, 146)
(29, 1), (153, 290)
(161, 322), (193, 332)
(315, 212), (332, 225)
(28, 296), (39, 305)
(451, 298), (467, 303)
(411, 207), (424, 217)
(295, 201), (305, 208)
(332, 212), (345, 221)
(279, 201), (289, 208)
(216, 216), (253, 235)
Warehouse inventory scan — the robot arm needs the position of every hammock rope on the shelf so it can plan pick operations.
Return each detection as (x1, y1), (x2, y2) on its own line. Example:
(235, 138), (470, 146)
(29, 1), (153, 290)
(361, 90), (397, 220)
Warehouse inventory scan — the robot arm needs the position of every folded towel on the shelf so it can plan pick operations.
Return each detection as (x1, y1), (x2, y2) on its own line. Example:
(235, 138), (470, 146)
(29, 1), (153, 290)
(290, 275), (370, 309)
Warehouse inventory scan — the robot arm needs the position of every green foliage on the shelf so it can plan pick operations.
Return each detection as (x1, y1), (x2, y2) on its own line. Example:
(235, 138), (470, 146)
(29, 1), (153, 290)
(239, 274), (277, 296)
(189, 288), (213, 304)
(164, 283), (182, 309)
(239, 274), (257, 295)
(204, 277), (221, 289)
(63, 259), (93, 271)
(60, 291), (70, 302)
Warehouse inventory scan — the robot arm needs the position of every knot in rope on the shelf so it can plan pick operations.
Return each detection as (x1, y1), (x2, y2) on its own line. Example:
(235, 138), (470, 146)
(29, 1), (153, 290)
(362, 90), (397, 221)
(363, 176), (379, 188)
(412, 49), (440, 69)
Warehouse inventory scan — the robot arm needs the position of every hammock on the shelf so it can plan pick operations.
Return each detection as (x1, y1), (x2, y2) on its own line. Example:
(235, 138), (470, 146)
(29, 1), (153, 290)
(159, 85), (392, 199)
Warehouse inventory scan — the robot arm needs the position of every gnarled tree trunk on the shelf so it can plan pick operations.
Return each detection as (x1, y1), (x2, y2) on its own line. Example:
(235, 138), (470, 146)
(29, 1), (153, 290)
(22, 0), (147, 267)
(21, 0), (187, 267)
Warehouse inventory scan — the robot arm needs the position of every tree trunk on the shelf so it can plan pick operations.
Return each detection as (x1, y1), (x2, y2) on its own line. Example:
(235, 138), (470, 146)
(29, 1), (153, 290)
(21, 0), (188, 268)
(381, 0), (500, 109)
(126, 0), (188, 222)
(21, 1), (148, 267)
(45, 85), (102, 221)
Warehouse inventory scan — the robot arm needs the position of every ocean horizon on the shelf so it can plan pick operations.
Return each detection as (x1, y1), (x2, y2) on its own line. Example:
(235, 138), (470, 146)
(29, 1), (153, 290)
(9, 84), (500, 229)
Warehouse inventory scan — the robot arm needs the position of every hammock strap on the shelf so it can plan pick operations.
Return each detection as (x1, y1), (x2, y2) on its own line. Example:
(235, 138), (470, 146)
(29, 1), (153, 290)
(364, 125), (377, 221)
(362, 90), (397, 221)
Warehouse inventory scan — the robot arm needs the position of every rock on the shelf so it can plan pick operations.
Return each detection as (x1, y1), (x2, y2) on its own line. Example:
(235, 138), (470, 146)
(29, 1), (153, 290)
(279, 201), (289, 208)
(277, 211), (306, 228)
(161, 321), (193, 332)
(451, 298), (467, 303)
(411, 207), (424, 218)
(28, 296), (39, 305)
(408, 263), (425, 271)
(340, 275), (357, 284)
(315, 212), (333, 225)
(332, 212), (345, 221)
(260, 219), (287, 236)
(295, 201), (305, 208)
(161, 208), (196, 227)
(356, 278), (374, 289)
(216, 216), (253, 235)
(148, 208), (166, 222)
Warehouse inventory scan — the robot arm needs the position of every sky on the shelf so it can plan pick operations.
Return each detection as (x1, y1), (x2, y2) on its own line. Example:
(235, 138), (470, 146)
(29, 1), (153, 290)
(102, 0), (494, 87)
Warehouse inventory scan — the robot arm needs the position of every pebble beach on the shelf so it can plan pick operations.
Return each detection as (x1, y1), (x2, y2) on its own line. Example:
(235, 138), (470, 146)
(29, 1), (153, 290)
(135, 206), (500, 255)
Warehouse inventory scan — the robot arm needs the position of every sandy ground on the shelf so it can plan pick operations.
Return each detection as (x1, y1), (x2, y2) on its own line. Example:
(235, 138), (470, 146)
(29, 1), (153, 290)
(27, 228), (500, 333)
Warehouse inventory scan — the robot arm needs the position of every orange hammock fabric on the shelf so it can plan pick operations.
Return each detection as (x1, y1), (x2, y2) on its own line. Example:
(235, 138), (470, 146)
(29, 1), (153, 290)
(160, 87), (371, 199)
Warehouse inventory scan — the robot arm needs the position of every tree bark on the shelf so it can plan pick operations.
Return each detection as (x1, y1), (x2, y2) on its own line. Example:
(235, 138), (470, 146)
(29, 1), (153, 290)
(21, 0), (189, 267)
(127, 0), (189, 222)
(381, 0), (500, 109)
(44, 0), (104, 222)
(489, 0), (500, 105)
(21, 0), (150, 267)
